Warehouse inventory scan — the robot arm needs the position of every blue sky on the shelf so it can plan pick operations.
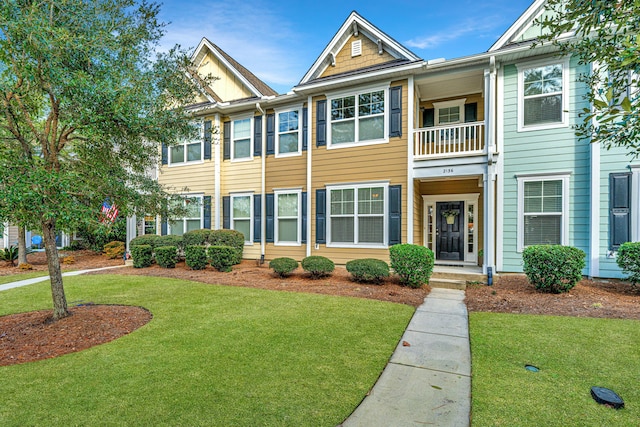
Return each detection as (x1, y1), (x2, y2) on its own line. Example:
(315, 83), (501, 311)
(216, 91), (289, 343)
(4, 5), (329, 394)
(158, 0), (535, 94)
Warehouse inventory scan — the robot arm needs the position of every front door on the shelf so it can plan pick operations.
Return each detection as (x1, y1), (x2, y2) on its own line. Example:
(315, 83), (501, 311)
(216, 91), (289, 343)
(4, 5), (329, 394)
(436, 201), (464, 261)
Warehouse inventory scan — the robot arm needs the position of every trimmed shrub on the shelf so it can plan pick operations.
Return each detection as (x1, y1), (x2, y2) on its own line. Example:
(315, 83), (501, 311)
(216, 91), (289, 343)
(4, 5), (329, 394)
(155, 235), (183, 251)
(155, 245), (178, 268)
(616, 241), (640, 287)
(185, 245), (208, 270)
(183, 229), (212, 247)
(522, 245), (586, 293)
(270, 257), (298, 277)
(208, 245), (236, 272)
(103, 240), (125, 259)
(131, 244), (153, 268)
(19, 263), (33, 270)
(346, 258), (390, 284)
(389, 244), (434, 288)
(210, 229), (245, 264)
(301, 256), (335, 279)
(130, 234), (160, 250)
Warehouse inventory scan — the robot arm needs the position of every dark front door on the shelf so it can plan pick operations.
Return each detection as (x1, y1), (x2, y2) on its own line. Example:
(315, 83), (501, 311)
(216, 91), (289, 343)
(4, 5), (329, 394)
(436, 201), (464, 261)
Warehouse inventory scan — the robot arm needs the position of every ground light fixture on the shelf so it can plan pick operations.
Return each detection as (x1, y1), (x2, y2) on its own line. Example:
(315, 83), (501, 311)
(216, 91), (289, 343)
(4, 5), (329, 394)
(590, 387), (624, 409)
(524, 364), (539, 372)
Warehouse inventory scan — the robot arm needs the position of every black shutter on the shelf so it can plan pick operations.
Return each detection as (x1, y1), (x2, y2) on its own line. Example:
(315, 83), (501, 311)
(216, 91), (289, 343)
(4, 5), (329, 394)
(301, 191), (307, 243)
(266, 194), (274, 243)
(302, 107), (308, 151)
(610, 173), (631, 250)
(423, 108), (435, 127)
(316, 100), (327, 147)
(389, 86), (402, 137)
(388, 185), (402, 246)
(203, 196), (212, 229)
(161, 143), (168, 165)
(223, 121), (230, 160)
(254, 116), (262, 157)
(161, 219), (168, 236)
(222, 196), (230, 229)
(464, 103), (477, 123)
(266, 113), (275, 155)
(204, 120), (212, 160)
(316, 189), (326, 244)
(253, 194), (261, 243)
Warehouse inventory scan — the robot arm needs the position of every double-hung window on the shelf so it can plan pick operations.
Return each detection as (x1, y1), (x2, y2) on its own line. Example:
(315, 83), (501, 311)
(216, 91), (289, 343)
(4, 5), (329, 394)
(329, 87), (387, 146)
(275, 190), (301, 245)
(231, 194), (253, 243)
(518, 59), (569, 131)
(232, 118), (252, 160)
(517, 174), (570, 251)
(277, 108), (301, 156)
(170, 121), (202, 165)
(328, 184), (387, 247)
(170, 196), (203, 236)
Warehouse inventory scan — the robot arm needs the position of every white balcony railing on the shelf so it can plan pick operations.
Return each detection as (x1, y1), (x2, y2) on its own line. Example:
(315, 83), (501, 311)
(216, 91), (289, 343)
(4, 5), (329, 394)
(414, 122), (485, 159)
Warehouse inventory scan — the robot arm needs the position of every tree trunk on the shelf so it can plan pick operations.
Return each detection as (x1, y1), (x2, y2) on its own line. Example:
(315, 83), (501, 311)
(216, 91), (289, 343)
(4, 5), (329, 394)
(17, 226), (28, 266)
(42, 219), (69, 320)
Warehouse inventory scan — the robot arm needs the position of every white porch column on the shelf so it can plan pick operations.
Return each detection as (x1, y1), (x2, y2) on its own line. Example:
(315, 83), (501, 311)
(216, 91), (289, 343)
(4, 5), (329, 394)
(483, 57), (497, 275)
(126, 214), (137, 253)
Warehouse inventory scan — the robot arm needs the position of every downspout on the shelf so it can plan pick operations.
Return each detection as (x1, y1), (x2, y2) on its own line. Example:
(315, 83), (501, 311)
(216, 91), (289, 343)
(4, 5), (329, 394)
(306, 95), (313, 257)
(589, 62), (600, 278)
(407, 76), (414, 244)
(484, 56), (497, 276)
(256, 102), (266, 261)
(214, 113), (221, 229)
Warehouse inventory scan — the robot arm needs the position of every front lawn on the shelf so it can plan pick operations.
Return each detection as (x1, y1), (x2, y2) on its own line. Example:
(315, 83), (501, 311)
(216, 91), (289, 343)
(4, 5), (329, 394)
(0, 275), (414, 426)
(470, 312), (639, 426)
(0, 271), (48, 285)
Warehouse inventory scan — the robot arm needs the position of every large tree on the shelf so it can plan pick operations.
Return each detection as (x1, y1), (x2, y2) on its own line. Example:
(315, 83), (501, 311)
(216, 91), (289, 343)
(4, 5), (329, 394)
(537, 0), (640, 156)
(0, 0), (205, 320)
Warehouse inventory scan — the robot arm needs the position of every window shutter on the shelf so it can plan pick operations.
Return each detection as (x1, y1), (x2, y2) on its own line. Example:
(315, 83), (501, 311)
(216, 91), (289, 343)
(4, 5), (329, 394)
(316, 189), (326, 244)
(161, 143), (168, 165)
(266, 194), (274, 243)
(223, 121), (230, 160)
(253, 194), (261, 243)
(389, 86), (402, 137)
(204, 120), (212, 160)
(301, 192), (307, 243)
(161, 219), (168, 236)
(610, 173), (631, 250)
(222, 196), (230, 229)
(464, 103), (477, 123)
(302, 107), (308, 151)
(316, 100), (327, 147)
(254, 116), (262, 157)
(203, 196), (212, 229)
(266, 113), (275, 155)
(423, 108), (435, 127)
(388, 185), (402, 245)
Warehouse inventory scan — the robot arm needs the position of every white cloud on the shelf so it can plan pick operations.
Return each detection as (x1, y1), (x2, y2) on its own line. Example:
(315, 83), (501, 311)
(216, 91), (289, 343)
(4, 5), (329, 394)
(404, 18), (502, 50)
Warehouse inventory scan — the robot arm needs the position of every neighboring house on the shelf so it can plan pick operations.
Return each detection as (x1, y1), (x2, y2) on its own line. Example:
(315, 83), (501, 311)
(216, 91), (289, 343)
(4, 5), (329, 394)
(148, 1), (637, 279)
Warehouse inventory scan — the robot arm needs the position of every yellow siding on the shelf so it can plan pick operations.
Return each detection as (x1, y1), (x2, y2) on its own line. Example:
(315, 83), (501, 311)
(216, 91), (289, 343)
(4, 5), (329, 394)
(265, 244), (306, 262)
(221, 158), (261, 194)
(242, 245), (261, 261)
(198, 52), (254, 102)
(266, 153), (307, 191)
(413, 183), (422, 244)
(320, 35), (396, 79)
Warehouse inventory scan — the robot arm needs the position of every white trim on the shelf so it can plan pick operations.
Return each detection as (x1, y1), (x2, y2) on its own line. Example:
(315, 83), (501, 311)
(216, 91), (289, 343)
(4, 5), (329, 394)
(489, 0), (546, 52)
(214, 113), (221, 229)
(433, 98), (466, 126)
(516, 173), (570, 252)
(516, 57), (570, 132)
(306, 96), (313, 256)
(630, 165), (640, 243)
(168, 194), (205, 236)
(230, 116), (254, 162)
(496, 65), (505, 271)
(275, 105), (303, 158)
(589, 62), (601, 277)
(274, 189), (302, 246)
(407, 76), (414, 244)
(230, 192), (254, 244)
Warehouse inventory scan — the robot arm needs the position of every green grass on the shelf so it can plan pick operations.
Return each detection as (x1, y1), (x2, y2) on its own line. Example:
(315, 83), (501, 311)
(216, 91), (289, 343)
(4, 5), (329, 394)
(0, 275), (414, 426)
(0, 271), (48, 285)
(470, 312), (640, 426)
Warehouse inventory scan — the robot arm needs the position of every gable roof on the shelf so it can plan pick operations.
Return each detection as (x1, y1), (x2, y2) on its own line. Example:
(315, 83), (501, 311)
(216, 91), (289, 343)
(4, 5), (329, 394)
(299, 11), (421, 85)
(489, 0), (548, 52)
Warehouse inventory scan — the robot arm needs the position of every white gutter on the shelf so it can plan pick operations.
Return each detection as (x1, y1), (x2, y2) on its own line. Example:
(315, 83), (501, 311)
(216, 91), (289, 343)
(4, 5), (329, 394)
(407, 76), (414, 244)
(307, 95), (313, 257)
(214, 113), (221, 229)
(589, 62), (600, 278)
(496, 64), (505, 271)
(256, 103), (266, 260)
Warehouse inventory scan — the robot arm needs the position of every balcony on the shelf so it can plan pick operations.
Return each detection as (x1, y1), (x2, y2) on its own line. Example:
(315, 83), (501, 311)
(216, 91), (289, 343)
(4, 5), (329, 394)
(414, 122), (485, 160)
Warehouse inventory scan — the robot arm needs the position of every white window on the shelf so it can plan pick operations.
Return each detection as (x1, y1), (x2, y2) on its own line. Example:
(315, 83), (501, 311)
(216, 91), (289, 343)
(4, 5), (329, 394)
(169, 121), (203, 165)
(433, 99), (466, 125)
(170, 196), (203, 236)
(231, 194), (253, 243)
(276, 108), (302, 157)
(328, 183), (387, 247)
(517, 59), (569, 131)
(517, 174), (570, 251)
(232, 118), (252, 160)
(328, 86), (387, 147)
(275, 190), (301, 245)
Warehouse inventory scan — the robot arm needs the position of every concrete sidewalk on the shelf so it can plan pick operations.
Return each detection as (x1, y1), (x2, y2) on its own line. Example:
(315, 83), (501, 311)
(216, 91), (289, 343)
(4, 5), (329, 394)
(342, 288), (471, 427)
(0, 265), (128, 292)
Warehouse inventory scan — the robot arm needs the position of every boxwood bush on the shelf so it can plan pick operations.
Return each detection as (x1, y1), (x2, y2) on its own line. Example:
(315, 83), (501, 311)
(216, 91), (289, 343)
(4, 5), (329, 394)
(155, 235), (183, 251)
(155, 245), (178, 268)
(346, 258), (390, 284)
(208, 245), (236, 272)
(130, 234), (160, 250)
(389, 244), (434, 288)
(269, 257), (299, 277)
(301, 256), (334, 279)
(183, 229), (212, 247)
(210, 230), (244, 264)
(131, 244), (153, 268)
(522, 245), (586, 293)
(185, 245), (208, 270)
(616, 241), (640, 287)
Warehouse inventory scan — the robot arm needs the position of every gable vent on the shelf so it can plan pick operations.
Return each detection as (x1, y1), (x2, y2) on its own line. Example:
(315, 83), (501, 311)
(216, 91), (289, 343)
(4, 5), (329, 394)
(351, 40), (362, 57)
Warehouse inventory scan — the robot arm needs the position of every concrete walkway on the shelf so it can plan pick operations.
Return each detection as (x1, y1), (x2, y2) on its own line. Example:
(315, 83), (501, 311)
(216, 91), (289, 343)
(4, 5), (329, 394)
(342, 288), (471, 427)
(0, 265), (128, 292)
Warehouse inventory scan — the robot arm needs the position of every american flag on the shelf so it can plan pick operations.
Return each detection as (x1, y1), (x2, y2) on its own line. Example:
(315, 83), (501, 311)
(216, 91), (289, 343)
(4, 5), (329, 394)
(101, 200), (118, 223)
